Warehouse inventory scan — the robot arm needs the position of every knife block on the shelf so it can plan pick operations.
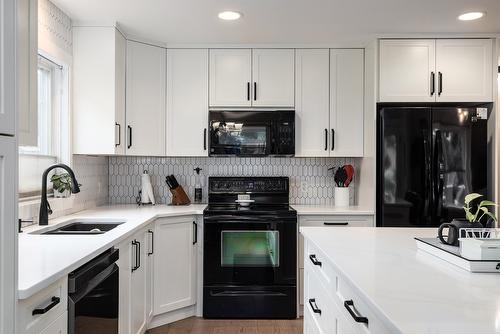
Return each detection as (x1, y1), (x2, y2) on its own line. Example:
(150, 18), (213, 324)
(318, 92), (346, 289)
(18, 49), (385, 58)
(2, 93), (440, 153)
(170, 186), (191, 205)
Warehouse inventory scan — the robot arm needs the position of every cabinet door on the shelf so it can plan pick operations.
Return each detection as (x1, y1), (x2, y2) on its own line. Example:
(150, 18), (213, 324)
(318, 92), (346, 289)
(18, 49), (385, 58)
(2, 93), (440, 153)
(39, 312), (67, 334)
(130, 233), (147, 334)
(436, 39), (493, 102)
(166, 49), (209, 156)
(0, 137), (16, 334)
(126, 41), (166, 156)
(295, 49), (330, 157)
(145, 226), (154, 322)
(330, 49), (364, 157)
(209, 49), (251, 107)
(154, 217), (197, 315)
(114, 29), (126, 155)
(379, 39), (436, 102)
(0, 0), (16, 136)
(252, 49), (295, 107)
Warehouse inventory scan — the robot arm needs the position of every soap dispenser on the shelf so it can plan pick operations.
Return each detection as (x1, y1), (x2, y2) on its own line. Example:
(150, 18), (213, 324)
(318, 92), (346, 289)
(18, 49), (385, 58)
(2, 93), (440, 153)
(193, 167), (203, 203)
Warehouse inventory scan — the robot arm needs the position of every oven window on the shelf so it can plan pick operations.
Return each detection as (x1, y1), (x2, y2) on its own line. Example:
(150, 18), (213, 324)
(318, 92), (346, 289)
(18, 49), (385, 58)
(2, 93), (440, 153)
(221, 231), (279, 267)
(212, 122), (268, 154)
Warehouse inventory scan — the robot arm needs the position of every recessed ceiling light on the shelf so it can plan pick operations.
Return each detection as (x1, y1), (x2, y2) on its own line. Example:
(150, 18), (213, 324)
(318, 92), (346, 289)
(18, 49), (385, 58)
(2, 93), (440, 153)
(458, 12), (485, 21)
(218, 11), (242, 21)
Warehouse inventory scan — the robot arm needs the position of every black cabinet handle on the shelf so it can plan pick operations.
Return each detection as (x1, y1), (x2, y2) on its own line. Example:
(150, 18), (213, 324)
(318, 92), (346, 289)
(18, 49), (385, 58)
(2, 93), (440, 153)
(253, 82), (257, 101)
(247, 82), (250, 101)
(32, 296), (60, 316)
(430, 72), (435, 96)
(115, 123), (121, 147)
(344, 300), (369, 324)
(438, 72), (443, 96)
(131, 240), (138, 272)
(148, 230), (154, 256)
(331, 129), (335, 151)
(127, 125), (132, 149)
(324, 129), (328, 151)
(308, 298), (322, 315)
(324, 222), (348, 226)
(193, 221), (198, 245)
(136, 240), (141, 269)
(204, 128), (207, 150)
(309, 254), (322, 267)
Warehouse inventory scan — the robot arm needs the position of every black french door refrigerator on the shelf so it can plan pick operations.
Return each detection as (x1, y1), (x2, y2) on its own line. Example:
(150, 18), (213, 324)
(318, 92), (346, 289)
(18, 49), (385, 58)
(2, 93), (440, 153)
(376, 103), (491, 227)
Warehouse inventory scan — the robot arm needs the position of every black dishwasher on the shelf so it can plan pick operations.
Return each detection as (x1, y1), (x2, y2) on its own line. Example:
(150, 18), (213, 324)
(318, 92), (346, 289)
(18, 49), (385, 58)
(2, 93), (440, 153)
(68, 248), (119, 334)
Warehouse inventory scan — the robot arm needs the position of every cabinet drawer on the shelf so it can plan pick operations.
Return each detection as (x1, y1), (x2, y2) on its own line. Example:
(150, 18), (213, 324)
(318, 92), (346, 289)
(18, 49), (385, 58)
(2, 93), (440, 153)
(304, 264), (337, 334)
(18, 277), (68, 334)
(299, 215), (373, 268)
(40, 311), (68, 334)
(337, 277), (393, 334)
(304, 239), (339, 300)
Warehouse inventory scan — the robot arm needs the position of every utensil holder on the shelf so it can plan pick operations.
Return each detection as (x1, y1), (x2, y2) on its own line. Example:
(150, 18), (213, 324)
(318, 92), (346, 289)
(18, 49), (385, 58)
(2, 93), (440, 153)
(334, 187), (350, 207)
(170, 186), (191, 205)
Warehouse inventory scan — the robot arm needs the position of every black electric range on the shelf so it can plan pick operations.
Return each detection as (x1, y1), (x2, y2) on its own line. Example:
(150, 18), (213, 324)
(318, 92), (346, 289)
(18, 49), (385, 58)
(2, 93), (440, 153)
(203, 177), (297, 319)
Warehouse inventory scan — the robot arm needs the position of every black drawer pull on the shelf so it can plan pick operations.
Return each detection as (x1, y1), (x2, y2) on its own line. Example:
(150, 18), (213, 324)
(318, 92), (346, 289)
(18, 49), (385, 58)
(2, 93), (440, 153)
(324, 222), (348, 226)
(148, 230), (154, 256)
(344, 300), (369, 324)
(309, 254), (322, 267)
(32, 296), (60, 316)
(308, 298), (321, 315)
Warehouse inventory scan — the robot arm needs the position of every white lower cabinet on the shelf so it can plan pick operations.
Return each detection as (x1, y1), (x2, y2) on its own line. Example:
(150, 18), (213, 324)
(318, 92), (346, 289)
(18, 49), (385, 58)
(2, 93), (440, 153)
(154, 216), (197, 315)
(39, 312), (67, 334)
(303, 237), (394, 334)
(117, 228), (148, 334)
(146, 224), (155, 323)
(298, 215), (373, 310)
(17, 277), (68, 334)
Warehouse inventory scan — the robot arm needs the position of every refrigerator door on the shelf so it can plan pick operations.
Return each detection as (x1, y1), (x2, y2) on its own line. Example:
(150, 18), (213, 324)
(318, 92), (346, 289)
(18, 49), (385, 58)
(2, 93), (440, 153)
(377, 107), (432, 227)
(431, 107), (488, 225)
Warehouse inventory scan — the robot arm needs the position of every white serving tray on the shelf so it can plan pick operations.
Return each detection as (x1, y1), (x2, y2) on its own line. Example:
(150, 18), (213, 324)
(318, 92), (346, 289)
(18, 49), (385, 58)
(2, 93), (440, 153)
(415, 237), (500, 273)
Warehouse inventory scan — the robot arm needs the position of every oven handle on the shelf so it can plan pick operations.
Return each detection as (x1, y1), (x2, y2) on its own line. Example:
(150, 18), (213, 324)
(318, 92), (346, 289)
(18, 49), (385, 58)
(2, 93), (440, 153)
(68, 264), (118, 304)
(203, 216), (294, 222)
(210, 290), (288, 297)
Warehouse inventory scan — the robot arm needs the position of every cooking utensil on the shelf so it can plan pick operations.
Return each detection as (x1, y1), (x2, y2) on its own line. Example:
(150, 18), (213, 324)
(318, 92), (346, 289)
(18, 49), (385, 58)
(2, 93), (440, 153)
(334, 167), (347, 187)
(343, 164), (354, 187)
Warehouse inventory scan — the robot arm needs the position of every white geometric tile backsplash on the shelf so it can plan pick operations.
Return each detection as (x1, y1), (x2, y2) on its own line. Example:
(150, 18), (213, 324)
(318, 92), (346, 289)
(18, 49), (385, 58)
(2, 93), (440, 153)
(109, 157), (359, 206)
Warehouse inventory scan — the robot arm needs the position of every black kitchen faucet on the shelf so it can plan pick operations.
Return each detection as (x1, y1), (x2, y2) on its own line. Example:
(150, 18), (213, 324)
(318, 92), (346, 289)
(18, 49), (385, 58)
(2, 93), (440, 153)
(39, 164), (80, 226)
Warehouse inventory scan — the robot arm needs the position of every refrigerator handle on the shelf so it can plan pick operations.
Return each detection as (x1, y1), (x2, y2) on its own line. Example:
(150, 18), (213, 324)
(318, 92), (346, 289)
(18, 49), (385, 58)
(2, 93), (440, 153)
(433, 130), (444, 220)
(422, 133), (431, 219)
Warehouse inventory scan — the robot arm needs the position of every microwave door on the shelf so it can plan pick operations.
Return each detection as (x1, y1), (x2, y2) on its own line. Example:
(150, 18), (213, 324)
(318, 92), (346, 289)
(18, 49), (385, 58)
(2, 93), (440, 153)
(210, 121), (270, 156)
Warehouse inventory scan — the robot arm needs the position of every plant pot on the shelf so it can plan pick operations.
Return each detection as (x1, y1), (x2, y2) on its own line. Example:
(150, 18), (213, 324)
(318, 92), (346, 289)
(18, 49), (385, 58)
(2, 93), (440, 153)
(334, 187), (350, 207)
(438, 218), (483, 246)
(54, 189), (70, 198)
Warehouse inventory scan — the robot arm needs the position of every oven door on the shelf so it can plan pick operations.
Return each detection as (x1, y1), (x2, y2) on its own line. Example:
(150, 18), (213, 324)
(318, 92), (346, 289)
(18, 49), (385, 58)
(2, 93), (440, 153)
(203, 216), (297, 286)
(209, 111), (272, 156)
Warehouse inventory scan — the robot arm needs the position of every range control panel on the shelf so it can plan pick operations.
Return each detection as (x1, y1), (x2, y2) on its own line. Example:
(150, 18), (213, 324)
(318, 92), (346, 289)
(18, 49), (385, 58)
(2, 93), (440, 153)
(208, 177), (289, 193)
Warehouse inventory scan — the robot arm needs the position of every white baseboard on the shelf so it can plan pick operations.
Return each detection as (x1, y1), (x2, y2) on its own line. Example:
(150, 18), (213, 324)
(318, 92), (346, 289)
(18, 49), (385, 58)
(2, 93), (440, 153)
(147, 305), (197, 329)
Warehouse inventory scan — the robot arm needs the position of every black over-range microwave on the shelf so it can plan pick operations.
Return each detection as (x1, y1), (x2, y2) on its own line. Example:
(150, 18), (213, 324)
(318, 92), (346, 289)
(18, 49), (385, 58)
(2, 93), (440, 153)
(209, 110), (295, 156)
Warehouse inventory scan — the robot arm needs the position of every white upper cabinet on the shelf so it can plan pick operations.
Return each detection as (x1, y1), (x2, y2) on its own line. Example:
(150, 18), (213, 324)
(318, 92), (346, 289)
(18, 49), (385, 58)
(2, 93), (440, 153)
(295, 49), (330, 157)
(209, 49), (252, 107)
(2, 0), (17, 137)
(252, 49), (295, 107)
(435, 39), (493, 102)
(379, 39), (436, 102)
(379, 39), (493, 103)
(73, 27), (126, 155)
(154, 217), (197, 315)
(126, 40), (166, 156)
(330, 49), (364, 157)
(166, 49), (209, 156)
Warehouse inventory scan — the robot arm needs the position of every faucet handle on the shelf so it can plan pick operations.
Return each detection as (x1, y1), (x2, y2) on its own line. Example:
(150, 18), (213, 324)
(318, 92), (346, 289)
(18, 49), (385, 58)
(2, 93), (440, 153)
(47, 202), (53, 215)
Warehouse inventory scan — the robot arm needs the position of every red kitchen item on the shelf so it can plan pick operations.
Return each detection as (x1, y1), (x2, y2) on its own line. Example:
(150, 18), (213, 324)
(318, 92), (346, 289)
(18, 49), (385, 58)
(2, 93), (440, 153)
(343, 164), (354, 187)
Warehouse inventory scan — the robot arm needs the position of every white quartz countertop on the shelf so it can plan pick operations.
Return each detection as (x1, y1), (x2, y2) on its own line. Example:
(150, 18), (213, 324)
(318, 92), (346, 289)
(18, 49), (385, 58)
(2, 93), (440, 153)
(18, 204), (206, 299)
(18, 203), (373, 300)
(300, 227), (500, 334)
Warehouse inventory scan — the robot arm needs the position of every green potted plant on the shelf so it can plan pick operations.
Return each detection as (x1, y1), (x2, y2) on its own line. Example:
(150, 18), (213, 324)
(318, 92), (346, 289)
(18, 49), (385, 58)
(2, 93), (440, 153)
(50, 172), (80, 198)
(438, 193), (497, 246)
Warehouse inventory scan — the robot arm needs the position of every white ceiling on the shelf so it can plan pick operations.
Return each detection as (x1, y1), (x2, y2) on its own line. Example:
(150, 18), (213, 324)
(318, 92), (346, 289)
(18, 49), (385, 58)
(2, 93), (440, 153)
(52, 0), (500, 45)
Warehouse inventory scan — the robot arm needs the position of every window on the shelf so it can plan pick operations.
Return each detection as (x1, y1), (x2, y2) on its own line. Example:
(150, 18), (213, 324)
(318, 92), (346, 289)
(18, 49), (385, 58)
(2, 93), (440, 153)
(19, 55), (69, 197)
